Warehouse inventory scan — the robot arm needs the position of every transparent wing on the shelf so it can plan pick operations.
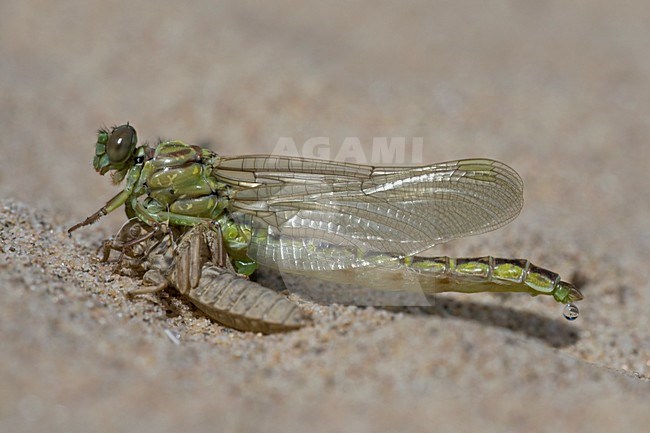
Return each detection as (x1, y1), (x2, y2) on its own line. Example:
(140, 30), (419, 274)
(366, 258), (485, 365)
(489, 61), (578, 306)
(214, 156), (523, 271)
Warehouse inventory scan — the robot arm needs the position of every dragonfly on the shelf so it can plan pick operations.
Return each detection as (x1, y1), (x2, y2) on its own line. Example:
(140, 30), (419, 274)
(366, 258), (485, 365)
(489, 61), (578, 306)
(69, 124), (583, 321)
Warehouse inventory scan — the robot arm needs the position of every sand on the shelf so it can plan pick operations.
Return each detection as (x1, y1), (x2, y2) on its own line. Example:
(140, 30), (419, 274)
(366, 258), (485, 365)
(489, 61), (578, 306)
(1, 1), (648, 432)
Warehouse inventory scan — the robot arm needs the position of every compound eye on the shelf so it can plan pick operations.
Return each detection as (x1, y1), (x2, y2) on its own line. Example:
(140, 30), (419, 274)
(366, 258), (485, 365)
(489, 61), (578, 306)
(106, 124), (137, 163)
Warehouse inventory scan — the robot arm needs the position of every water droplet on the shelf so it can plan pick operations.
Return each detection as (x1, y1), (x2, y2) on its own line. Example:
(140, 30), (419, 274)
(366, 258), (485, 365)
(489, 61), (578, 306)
(563, 303), (579, 321)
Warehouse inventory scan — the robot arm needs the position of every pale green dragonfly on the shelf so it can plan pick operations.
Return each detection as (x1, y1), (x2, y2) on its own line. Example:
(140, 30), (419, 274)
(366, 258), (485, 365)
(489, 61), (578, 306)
(70, 124), (582, 320)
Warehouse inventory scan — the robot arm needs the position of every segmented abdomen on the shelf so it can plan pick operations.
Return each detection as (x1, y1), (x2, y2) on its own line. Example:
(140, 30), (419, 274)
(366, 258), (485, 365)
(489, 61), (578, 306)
(187, 265), (310, 333)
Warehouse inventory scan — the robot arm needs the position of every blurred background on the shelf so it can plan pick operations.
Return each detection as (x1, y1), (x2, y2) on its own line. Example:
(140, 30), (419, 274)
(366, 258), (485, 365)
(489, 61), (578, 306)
(3, 0), (648, 245)
(1, 1), (649, 432)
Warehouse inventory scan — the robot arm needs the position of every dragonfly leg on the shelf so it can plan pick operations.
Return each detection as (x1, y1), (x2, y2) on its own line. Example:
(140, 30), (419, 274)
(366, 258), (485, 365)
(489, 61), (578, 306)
(96, 220), (160, 277)
(173, 225), (207, 294)
(128, 269), (169, 295)
(69, 208), (108, 235)
(169, 222), (248, 296)
(131, 197), (214, 228)
(68, 189), (133, 234)
(203, 222), (240, 275)
(97, 219), (146, 256)
(121, 223), (165, 248)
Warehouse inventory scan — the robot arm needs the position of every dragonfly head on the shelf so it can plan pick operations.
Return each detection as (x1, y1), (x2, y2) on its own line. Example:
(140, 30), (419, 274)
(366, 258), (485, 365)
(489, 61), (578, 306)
(93, 124), (138, 178)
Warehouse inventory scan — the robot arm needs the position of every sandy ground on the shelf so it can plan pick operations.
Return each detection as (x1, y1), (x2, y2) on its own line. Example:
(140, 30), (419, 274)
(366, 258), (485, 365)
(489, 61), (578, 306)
(1, 1), (649, 432)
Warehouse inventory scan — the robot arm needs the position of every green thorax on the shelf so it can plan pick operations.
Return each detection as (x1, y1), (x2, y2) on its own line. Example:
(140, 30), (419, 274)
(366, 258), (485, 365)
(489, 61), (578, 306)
(137, 141), (256, 274)
(94, 125), (257, 275)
